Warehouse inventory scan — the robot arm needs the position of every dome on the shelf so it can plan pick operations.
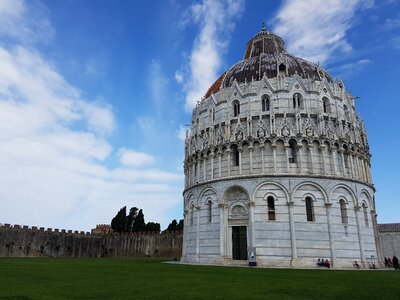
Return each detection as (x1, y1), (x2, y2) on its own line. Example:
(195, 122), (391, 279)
(205, 28), (333, 99)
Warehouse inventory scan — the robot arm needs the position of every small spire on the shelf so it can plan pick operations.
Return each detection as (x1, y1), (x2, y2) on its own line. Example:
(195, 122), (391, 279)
(261, 22), (266, 31)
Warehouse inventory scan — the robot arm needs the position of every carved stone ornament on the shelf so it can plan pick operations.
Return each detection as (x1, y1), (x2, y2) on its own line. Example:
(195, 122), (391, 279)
(236, 130), (243, 141)
(255, 119), (266, 138)
(202, 132), (209, 148)
(282, 126), (290, 137)
(231, 205), (247, 217)
(233, 122), (245, 141)
(227, 189), (247, 202)
(216, 127), (224, 145)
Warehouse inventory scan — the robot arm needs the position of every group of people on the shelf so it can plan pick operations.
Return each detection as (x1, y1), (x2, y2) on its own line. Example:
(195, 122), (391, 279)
(385, 256), (399, 270)
(317, 258), (331, 268)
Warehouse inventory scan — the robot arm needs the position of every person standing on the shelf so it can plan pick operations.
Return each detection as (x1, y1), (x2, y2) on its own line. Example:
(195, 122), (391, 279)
(393, 256), (399, 270)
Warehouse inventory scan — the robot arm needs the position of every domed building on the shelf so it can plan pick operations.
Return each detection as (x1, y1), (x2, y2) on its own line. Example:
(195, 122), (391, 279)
(181, 27), (381, 268)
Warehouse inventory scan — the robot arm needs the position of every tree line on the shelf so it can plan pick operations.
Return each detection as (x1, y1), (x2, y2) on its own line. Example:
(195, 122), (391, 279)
(111, 206), (183, 233)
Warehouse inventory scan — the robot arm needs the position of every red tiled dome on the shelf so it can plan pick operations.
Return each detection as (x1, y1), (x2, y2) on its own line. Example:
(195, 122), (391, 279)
(205, 28), (332, 98)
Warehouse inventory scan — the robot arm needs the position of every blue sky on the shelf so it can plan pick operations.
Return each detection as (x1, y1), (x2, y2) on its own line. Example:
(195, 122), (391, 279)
(0, 0), (399, 231)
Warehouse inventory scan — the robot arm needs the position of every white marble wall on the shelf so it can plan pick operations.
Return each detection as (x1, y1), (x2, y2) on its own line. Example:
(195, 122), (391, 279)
(182, 177), (378, 268)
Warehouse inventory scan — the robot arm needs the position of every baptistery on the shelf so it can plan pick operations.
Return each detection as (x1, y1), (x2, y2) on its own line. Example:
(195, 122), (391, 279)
(182, 27), (381, 268)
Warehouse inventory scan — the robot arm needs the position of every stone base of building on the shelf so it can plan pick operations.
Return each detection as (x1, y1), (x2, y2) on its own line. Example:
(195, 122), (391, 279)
(181, 255), (382, 270)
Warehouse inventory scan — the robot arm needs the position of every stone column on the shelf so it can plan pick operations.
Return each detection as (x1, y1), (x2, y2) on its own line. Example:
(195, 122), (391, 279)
(364, 160), (370, 183)
(320, 146), (326, 174)
(249, 146), (253, 174)
(248, 201), (256, 250)
(298, 145), (303, 174)
(309, 145), (314, 174)
(370, 209), (384, 266)
(354, 205), (365, 264)
(227, 149), (231, 177)
(218, 151), (222, 178)
(288, 201), (298, 264)
(182, 210), (188, 258)
(339, 149), (346, 177)
(210, 152), (215, 180)
(195, 205), (201, 262)
(325, 203), (336, 267)
(260, 144), (265, 174)
(365, 162), (371, 183)
(352, 154), (359, 180)
(197, 160), (200, 183)
(349, 152), (354, 179)
(272, 143), (277, 173)
(187, 167), (190, 187)
(285, 145), (290, 173)
(332, 149), (338, 176)
(238, 148), (243, 175)
(360, 157), (366, 182)
(203, 157), (206, 181)
(368, 162), (373, 183)
(219, 203), (227, 258)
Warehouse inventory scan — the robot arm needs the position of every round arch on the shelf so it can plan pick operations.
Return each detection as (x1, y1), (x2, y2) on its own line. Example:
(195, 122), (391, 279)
(292, 181), (328, 203)
(198, 187), (218, 201)
(329, 184), (357, 205)
(252, 181), (290, 203)
(359, 189), (373, 207)
(223, 185), (250, 205)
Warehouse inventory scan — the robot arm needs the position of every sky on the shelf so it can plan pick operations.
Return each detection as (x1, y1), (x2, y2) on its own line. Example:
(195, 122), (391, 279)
(0, 0), (399, 231)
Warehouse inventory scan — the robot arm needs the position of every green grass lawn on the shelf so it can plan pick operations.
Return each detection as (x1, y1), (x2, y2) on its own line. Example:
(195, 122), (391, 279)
(0, 258), (399, 299)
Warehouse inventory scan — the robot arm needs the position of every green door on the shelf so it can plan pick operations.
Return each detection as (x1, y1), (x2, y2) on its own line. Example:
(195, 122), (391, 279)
(232, 226), (247, 260)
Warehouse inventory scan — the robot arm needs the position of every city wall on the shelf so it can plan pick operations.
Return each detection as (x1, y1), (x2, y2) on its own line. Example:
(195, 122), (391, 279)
(2, 222), (398, 260)
(0, 224), (182, 258)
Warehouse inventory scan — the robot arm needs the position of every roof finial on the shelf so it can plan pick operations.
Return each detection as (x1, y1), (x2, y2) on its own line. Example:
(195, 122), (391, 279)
(261, 22), (266, 32)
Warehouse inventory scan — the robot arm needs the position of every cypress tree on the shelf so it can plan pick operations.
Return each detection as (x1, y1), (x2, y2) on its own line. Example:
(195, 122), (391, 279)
(111, 206), (127, 233)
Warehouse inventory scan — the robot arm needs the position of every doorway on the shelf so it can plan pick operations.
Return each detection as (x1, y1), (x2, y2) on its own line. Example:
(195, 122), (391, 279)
(232, 226), (247, 260)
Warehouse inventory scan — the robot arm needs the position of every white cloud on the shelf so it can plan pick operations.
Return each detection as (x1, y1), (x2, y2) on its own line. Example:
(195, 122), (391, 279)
(178, 125), (187, 141)
(382, 14), (400, 31)
(328, 58), (371, 78)
(0, 0), (54, 44)
(175, 71), (183, 83)
(0, 1), (183, 231)
(84, 55), (108, 78)
(118, 148), (156, 167)
(389, 36), (400, 50)
(147, 59), (168, 116)
(180, 0), (244, 111)
(273, 0), (374, 64)
(137, 116), (155, 132)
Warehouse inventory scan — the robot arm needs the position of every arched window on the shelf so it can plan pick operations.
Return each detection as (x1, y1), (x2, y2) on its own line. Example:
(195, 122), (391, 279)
(233, 100), (240, 117)
(232, 144), (239, 167)
(293, 93), (302, 109)
(267, 196), (276, 221)
(362, 203), (369, 226)
(207, 200), (212, 223)
(262, 95), (270, 111)
(278, 63), (286, 76)
(339, 199), (348, 224)
(305, 197), (314, 221)
(322, 97), (330, 113)
(289, 140), (297, 163)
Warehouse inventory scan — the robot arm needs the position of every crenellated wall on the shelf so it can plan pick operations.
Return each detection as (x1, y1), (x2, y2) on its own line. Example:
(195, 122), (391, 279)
(0, 224), (182, 258)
